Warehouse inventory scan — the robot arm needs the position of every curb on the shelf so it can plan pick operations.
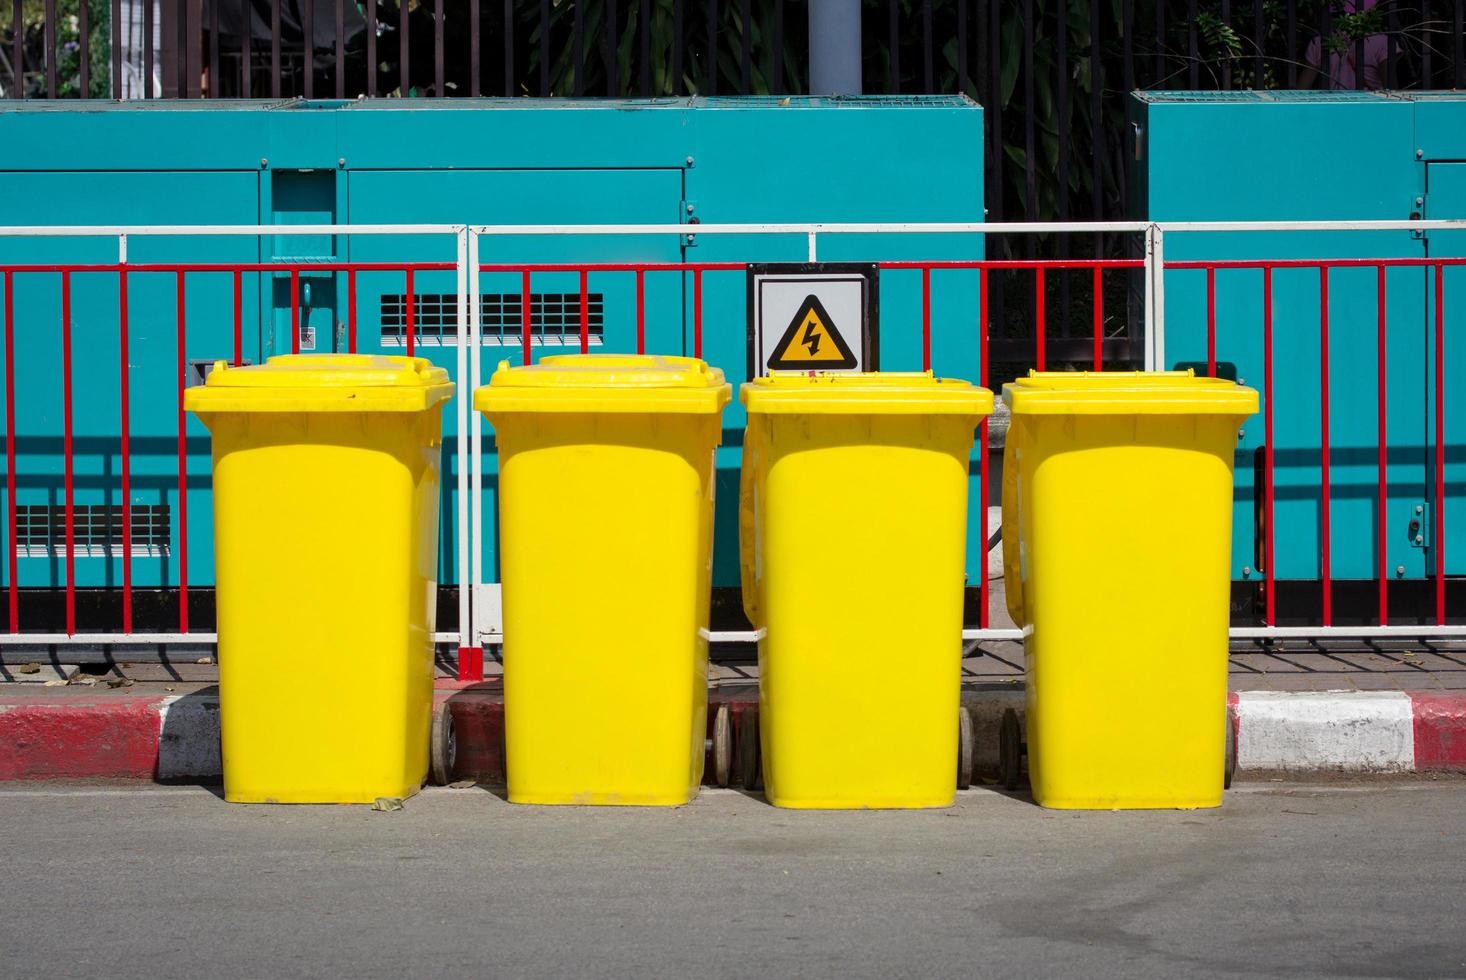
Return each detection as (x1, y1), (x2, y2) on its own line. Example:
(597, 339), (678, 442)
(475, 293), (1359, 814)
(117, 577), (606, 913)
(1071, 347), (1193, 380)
(2, 687), (1464, 783)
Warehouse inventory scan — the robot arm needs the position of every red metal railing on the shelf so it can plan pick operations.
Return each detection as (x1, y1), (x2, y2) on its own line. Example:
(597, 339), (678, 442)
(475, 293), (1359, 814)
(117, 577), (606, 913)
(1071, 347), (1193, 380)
(1171, 256), (1466, 629)
(0, 260), (451, 635)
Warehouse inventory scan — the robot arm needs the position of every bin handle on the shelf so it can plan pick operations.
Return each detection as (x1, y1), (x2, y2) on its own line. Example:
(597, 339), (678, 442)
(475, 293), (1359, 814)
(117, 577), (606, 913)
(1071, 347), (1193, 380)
(1001, 434), (1026, 629)
(739, 419), (763, 628)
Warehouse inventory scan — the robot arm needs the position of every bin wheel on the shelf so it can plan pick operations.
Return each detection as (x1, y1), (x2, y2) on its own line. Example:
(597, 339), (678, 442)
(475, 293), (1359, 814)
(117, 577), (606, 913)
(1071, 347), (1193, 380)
(1224, 711), (1237, 791)
(713, 704), (733, 788)
(429, 703), (456, 786)
(739, 706), (762, 792)
(957, 706), (975, 791)
(999, 708), (1023, 792)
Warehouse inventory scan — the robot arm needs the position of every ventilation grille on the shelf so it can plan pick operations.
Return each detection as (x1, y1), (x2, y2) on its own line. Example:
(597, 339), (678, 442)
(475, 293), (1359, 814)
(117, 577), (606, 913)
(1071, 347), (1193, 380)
(13, 504), (170, 558)
(380, 293), (605, 347)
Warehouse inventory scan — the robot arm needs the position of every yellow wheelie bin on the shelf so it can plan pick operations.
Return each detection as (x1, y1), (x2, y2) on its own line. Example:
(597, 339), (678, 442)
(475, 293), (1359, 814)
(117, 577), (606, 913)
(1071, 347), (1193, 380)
(185, 354), (454, 804)
(740, 372), (993, 809)
(1000, 370), (1257, 809)
(475, 354), (731, 806)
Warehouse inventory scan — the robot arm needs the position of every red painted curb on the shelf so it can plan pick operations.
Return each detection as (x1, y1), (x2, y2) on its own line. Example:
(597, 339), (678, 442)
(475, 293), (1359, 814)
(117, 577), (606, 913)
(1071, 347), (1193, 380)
(1407, 691), (1466, 769)
(0, 695), (168, 780)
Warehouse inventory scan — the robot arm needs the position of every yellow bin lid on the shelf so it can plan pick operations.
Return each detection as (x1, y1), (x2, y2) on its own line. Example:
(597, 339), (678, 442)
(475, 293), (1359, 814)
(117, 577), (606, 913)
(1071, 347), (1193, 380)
(1002, 370), (1259, 416)
(475, 354), (732, 414)
(741, 371), (994, 416)
(184, 354), (455, 413)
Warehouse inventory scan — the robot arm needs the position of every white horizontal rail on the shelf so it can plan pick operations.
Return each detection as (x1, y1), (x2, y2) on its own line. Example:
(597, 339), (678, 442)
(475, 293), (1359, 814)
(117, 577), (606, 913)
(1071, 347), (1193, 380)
(3, 219), (1460, 239)
(472, 221), (1152, 237)
(0, 632), (465, 645)
(1229, 626), (1466, 640)
(0, 224), (465, 237)
(1158, 219), (1466, 234)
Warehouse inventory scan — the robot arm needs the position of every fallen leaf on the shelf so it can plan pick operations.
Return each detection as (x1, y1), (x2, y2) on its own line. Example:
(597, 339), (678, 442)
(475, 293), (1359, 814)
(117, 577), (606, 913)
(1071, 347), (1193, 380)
(43, 679), (67, 687)
(69, 675), (98, 686)
(18, 663), (40, 675)
(195, 657), (214, 665)
(106, 677), (135, 689)
(372, 797), (404, 812)
(448, 779), (476, 789)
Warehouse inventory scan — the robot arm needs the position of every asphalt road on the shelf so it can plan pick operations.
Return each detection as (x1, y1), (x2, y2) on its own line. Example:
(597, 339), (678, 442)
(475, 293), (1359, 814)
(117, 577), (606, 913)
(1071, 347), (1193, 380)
(2, 779), (1463, 979)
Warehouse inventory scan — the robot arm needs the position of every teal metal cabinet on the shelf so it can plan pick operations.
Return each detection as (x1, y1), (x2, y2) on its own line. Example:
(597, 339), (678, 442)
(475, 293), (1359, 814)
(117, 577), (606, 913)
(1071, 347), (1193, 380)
(1130, 92), (1465, 619)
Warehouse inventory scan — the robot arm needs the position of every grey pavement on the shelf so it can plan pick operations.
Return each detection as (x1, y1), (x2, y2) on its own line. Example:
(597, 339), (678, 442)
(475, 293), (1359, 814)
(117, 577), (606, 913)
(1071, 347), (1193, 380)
(2, 778), (1464, 979)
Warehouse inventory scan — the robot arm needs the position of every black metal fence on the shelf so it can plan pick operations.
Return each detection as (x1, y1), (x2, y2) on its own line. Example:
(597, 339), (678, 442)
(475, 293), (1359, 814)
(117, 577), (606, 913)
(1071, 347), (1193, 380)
(3, 0), (1462, 361)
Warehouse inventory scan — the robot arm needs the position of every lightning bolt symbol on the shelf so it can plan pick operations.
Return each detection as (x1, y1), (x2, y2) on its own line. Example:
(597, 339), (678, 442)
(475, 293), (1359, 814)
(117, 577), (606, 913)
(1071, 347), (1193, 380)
(800, 317), (822, 357)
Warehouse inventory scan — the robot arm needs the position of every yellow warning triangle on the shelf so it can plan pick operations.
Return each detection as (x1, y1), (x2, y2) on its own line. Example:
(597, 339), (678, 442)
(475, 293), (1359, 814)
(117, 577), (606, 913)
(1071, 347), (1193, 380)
(767, 295), (857, 370)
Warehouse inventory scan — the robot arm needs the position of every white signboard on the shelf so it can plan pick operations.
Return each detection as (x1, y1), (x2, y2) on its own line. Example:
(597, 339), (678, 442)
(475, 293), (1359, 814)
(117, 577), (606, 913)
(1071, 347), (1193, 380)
(747, 263), (878, 378)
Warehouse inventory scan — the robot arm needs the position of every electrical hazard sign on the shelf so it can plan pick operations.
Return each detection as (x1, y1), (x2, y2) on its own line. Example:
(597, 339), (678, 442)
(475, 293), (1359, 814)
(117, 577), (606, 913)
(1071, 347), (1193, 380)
(747, 263), (878, 378)
(766, 296), (857, 369)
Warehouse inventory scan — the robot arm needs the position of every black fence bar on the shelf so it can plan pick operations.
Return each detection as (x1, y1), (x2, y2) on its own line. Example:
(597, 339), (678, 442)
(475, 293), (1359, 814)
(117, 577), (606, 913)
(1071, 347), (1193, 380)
(435, 0), (445, 97)
(210, 0), (220, 97)
(43, 0), (55, 96)
(1220, 0), (1231, 88)
(400, 0), (410, 95)
(573, 0), (584, 95)
(502, 0), (512, 96)
(302, 0), (314, 98)
(640, 0), (651, 96)
(336, 0), (346, 98)
(78, 0), (89, 95)
(111, 0), (122, 96)
(705, 0), (716, 95)
(1188, 0), (1197, 87)
(1457, 0), (1464, 88)
(186, 0), (202, 96)
(538, 0), (549, 94)
(365, 0), (375, 96)
(270, 0), (280, 97)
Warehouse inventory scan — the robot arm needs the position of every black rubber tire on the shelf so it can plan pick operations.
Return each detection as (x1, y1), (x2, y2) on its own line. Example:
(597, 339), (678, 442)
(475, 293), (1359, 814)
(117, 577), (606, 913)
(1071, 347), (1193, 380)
(739, 707), (761, 792)
(429, 703), (457, 786)
(957, 706), (975, 791)
(713, 704), (733, 788)
(999, 708), (1022, 792)
(1224, 711), (1237, 791)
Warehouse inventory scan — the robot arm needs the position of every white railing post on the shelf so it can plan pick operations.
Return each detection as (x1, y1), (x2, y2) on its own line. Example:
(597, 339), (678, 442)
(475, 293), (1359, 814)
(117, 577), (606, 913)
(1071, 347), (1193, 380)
(1151, 224), (1166, 371)
(468, 229), (495, 646)
(454, 226), (472, 661)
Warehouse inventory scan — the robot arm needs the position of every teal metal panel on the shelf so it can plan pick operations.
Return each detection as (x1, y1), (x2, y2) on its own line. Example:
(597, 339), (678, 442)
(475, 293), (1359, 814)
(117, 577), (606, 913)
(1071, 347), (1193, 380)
(1426, 162), (1466, 577)
(1134, 92), (1463, 597)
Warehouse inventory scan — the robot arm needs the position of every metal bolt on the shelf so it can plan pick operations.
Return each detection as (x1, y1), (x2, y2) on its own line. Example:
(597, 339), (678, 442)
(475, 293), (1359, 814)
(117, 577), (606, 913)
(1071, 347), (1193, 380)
(1397, 565), (1406, 578)
(1417, 149), (1425, 159)
(260, 157), (269, 168)
(685, 156), (695, 167)
(1416, 535), (1424, 545)
(1416, 196), (1425, 207)
(1238, 428), (1246, 439)
(1243, 566), (1252, 577)
(1238, 377), (1246, 386)
(1416, 505), (1424, 515)
(686, 203), (695, 213)
(338, 157), (346, 168)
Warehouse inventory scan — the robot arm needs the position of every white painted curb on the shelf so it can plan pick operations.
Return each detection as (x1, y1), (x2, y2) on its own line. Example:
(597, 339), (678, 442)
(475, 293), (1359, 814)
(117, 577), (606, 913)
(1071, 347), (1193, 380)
(1234, 691), (1416, 772)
